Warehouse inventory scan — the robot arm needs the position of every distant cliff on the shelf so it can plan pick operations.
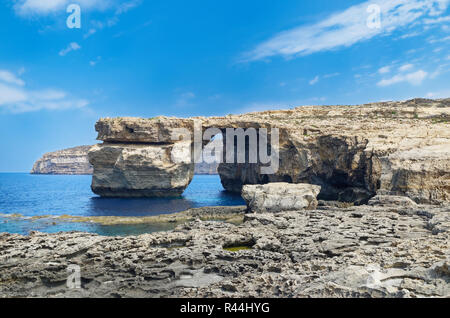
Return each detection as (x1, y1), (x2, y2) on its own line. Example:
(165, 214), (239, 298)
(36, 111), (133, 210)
(31, 146), (94, 175)
(31, 145), (218, 175)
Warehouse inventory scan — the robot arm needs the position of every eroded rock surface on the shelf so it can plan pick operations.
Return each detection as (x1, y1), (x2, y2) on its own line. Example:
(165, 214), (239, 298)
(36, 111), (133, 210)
(242, 183), (321, 213)
(205, 98), (450, 204)
(31, 146), (93, 175)
(90, 98), (450, 203)
(88, 142), (194, 197)
(0, 203), (448, 298)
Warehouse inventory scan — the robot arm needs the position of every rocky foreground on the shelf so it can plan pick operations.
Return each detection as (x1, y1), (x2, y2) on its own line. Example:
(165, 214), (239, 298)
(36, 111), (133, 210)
(0, 196), (448, 298)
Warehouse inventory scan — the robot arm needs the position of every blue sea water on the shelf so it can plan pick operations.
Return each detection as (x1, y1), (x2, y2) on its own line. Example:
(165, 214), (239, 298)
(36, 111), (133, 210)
(0, 173), (244, 236)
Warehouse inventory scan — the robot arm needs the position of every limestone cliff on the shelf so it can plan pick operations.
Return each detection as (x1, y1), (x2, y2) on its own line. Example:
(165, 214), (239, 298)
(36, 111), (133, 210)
(31, 146), (93, 175)
(89, 98), (450, 203)
(32, 145), (218, 177)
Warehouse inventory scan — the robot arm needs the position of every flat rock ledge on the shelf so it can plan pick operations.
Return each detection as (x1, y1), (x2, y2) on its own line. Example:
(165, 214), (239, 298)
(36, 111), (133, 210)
(242, 183), (321, 213)
(0, 202), (449, 298)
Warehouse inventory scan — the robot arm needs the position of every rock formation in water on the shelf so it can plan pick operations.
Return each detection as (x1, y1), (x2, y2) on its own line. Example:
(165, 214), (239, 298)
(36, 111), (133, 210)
(89, 98), (450, 204)
(88, 118), (196, 197)
(0, 199), (448, 298)
(31, 146), (93, 175)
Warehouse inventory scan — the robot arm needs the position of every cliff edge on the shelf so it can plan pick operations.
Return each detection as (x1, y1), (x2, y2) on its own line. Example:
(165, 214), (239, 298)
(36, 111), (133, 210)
(31, 146), (94, 175)
(90, 98), (450, 203)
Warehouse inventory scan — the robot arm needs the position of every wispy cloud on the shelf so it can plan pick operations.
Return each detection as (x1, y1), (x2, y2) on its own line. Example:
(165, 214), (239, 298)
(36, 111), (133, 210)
(428, 35), (450, 43)
(308, 72), (340, 86)
(309, 76), (319, 85)
(12, 0), (142, 39)
(0, 70), (25, 86)
(0, 69), (88, 113)
(242, 0), (449, 62)
(13, 0), (113, 16)
(323, 72), (340, 79)
(89, 56), (102, 66)
(378, 66), (391, 74)
(377, 69), (428, 86)
(399, 64), (414, 72)
(176, 92), (196, 107)
(83, 0), (142, 38)
(59, 42), (81, 56)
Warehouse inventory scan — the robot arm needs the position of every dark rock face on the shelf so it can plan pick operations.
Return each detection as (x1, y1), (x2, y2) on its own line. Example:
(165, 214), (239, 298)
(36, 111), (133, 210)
(31, 146), (93, 175)
(218, 134), (380, 205)
(210, 98), (450, 205)
(0, 202), (448, 298)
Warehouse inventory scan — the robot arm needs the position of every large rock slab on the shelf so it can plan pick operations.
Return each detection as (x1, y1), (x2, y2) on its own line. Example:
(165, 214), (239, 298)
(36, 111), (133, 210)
(31, 146), (93, 175)
(88, 142), (194, 197)
(95, 117), (195, 143)
(242, 183), (321, 213)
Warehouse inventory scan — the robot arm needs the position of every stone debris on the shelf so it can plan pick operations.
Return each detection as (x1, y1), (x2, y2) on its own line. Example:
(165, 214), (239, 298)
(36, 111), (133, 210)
(242, 183), (321, 213)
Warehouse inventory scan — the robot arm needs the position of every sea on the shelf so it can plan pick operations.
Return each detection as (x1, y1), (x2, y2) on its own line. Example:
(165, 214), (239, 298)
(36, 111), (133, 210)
(0, 173), (245, 236)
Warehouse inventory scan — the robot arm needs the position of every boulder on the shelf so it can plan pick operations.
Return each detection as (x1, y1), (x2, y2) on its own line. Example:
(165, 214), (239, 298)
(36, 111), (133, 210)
(368, 195), (418, 207)
(241, 183), (321, 213)
(88, 142), (194, 198)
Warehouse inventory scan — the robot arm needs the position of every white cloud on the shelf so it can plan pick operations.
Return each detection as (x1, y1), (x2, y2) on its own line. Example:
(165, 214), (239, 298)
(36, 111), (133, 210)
(428, 35), (450, 43)
(323, 72), (340, 78)
(115, 0), (141, 15)
(59, 42), (81, 56)
(0, 69), (88, 113)
(309, 76), (319, 85)
(377, 70), (428, 86)
(242, 0), (450, 62)
(378, 66), (391, 74)
(0, 70), (25, 86)
(84, 29), (97, 39)
(82, 1), (142, 38)
(0, 83), (27, 105)
(424, 15), (450, 24)
(89, 56), (102, 66)
(14, 0), (113, 16)
(430, 63), (450, 78)
(399, 64), (414, 71)
(176, 92), (196, 107)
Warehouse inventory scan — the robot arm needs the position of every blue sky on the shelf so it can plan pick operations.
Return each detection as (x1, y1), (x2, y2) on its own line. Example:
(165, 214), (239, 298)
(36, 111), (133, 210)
(0, 0), (449, 172)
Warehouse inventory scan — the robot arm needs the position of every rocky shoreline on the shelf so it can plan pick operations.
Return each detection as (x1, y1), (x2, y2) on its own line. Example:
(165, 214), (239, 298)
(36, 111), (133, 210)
(0, 197), (448, 298)
(7, 98), (449, 298)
